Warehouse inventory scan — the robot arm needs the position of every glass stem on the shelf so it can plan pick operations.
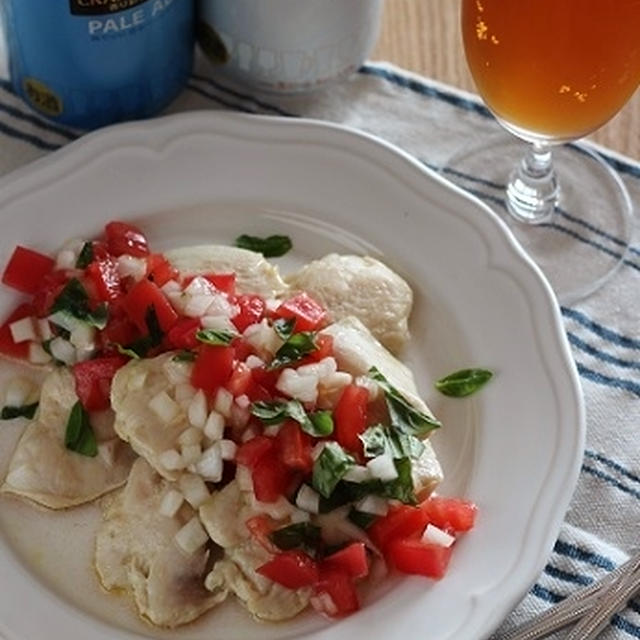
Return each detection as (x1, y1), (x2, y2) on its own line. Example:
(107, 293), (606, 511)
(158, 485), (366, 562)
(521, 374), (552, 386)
(506, 142), (559, 224)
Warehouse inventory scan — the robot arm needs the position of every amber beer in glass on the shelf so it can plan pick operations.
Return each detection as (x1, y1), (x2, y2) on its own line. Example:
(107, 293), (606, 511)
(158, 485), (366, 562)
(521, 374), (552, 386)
(462, 0), (640, 142)
(455, 0), (640, 303)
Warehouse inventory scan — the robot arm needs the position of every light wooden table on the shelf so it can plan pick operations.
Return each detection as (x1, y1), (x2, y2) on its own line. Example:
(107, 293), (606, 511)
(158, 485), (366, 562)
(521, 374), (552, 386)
(373, 0), (640, 161)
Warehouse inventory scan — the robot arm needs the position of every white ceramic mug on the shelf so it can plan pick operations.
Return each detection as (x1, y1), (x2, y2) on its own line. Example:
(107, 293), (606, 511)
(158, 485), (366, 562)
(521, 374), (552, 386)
(197, 0), (384, 93)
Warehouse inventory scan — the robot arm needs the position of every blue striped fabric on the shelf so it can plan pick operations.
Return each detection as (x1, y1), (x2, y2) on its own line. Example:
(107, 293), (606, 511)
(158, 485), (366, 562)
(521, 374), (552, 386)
(0, 56), (639, 639)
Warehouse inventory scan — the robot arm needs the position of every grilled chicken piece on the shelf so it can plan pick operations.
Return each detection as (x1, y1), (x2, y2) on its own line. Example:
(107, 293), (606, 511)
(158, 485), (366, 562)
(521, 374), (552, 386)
(165, 245), (289, 298)
(110, 353), (192, 481)
(95, 458), (226, 628)
(1, 368), (135, 509)
(287, 254), (413, 353)
(321, 316), (443, 495)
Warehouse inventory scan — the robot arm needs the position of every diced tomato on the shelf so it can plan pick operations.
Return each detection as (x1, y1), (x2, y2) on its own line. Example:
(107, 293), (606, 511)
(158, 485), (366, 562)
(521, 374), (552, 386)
(85, 256), (122, 302)
(323, 542), (369, 580)
(0, 303), (35, 359)
(257, 550), (319, 589)
(98, 303), (140, 349)
(252, 450), (292, 503)
(232, 294), (266, 332)
(421, 496), (478, 533)
(2, 246), (55, 295)
(146, 253), (178, 288)
(105, 221), (150, 258)
(235, 435), (274, 468)
(387, 538), (453, 579)
(245, 514), (278, 553)
(191, 344), (235, 396)
(226, 362), (252, 396)
(167, 317), (201, 350)
(334, 384), (368, 457)
(73, 355), (128, 411)
(368, 504), (429, 553)
(314, 566), (360, 617)
(276, 420), (313, 473)
(122, 279), (178, 334)
(231, 337), (255, 363)
(251, 366), (280, 396)
(274, 292), (327, 332)
(204, 273), (235, 295)
(298, 334), (333, 366)
(32, 269), (69, 317)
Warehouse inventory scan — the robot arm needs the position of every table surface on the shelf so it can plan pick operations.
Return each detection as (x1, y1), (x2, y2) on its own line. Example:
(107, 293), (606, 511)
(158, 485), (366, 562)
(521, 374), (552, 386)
(372, 0), (640, 161)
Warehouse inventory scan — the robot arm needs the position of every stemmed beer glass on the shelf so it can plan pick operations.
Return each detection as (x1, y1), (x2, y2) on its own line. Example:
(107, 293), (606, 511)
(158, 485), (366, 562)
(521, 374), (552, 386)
(454, 0), (640, 303)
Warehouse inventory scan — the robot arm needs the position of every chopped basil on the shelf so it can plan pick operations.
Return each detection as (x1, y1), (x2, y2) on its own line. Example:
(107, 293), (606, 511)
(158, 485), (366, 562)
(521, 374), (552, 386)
(1, 402), (39, 420)
(173, 350), (196, 363)
(376, 457), (417, 504)
(145, 305), (163, 346)
(348, 508), (378, 530)
(115, 343), (141, 359)
(269, 522), (322, 554)
(50, 279), (108, 330)
(75, 242), (94, 269)
(272, 317), (295, 341)
(251, 400), (334, 438)
(234, 234), (292, 258)
(318, 480), (372, 513)
(268, 331), (318, 370)
(196, 329), (237, 346)
(435, 368), (493, 397)
(360, 424), (425, 460)
(369, 367), (441, 437)
(312, 442), (355, 498)
(64, 401), (98, 457)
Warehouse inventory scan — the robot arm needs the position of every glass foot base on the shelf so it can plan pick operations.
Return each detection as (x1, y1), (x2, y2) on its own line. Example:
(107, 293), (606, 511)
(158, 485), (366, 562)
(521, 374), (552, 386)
(442, 134), (633, 305)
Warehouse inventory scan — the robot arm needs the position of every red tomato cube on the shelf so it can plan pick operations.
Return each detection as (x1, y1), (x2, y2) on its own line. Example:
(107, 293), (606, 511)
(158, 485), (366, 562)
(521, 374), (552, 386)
(314, 566), (360, 616)
(232, 294), (266, 332)
(252, 450), (292, 503)
(276, 420), (314, 473)
(167, 317), (201, 350)
(0, 303), (35, 360)
(73, 355), (128, 411)
(122, 279), (178, 334)
(421, 496), (478, 533)
(387, 538), (453, 579)
(236, 435), (275, 469)
(274, 292), (327, 332)
(105, 221), (150, 258)
(323, 542), (369, 579)
(368, 504), (429, 553)
(334, 384), (369, 457)
(190, 344), (235, 396)
(257, 550), (319, 589)
(2, 246), (55, 295)
(86, 256), (122, 302)
(146, 253), (178, 287)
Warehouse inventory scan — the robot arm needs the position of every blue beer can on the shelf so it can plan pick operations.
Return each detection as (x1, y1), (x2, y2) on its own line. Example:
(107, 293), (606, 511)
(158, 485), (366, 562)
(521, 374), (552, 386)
(2, 0), (194, 129)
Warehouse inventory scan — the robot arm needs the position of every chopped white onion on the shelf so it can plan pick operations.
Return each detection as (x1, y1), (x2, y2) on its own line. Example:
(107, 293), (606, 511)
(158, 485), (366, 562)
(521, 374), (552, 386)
(204, 410), (225, 440)
(218, 439), (237, 461)
(48, 310), (81, 333)
(49, 337), (77, 365)
(127, 370), (148, 391)
(188, 389), (208, 429)
(148, 391), (180, 424)
(55, 249), (77, 270)
(70, 323), (95, 351)
(163, 358), (192, 386)
(9, 317), (37, 343)
(116, 255), (147, 281)
(200, 315), (237, 333)
(235, 394), (250, 409)
(422, 524), (456, 548)
(174, 516), (209, 555)
(245, 355), (265, 369)
(36, 318), (53, 341)
(240, 425), (260, 442)
(229, 403), (250, 430)
(263, 423), (283, 437)
(295, 485), (320, 514)
(321, 371), (353, 391)
(367, 453), (398, 482)
(4, 377), (35, 407)
(159, 449), (185, 471)
(195, 444), (223, 482)
(276, 368), (318, 403)
(178, 426), (203, 447)
(356, 495), (389, 516)
(184, 294), (216, 318)
(213, 388), (233, 418)
(354, 375), (381, 401)
(179, 473), (210, 508)
(160, 279), (182, 295)
(184, 276), (216, 297)
(174, 382), (196, 404)
(343, 465), (373, 483)
(204, 292), (237, 318)
(243, 320), (283, 357)
(316, 506), (380, 554)
(181, 443), (203, 466)
(250, 494), (295, 520)
(310, 592), (338, 617)
(297, 357), (337, 381)
(159, 489), (184, 518)
(28, 342), (51, 365)
(290, 508), (312, 524)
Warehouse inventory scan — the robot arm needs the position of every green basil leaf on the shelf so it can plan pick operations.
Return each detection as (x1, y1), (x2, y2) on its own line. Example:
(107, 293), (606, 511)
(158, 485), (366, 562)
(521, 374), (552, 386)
(360, 424), (426, 461)
(75, 242), (94, 269)
(312, 442), (355, 498)
(435, 368), (493, 397)
(377, 457), (417, 505)
(268, 331), (318, 370)
(348, 508), (378, 530)
(41, 339), (65, 367)
(64, 401), (98, 457)
(196, 329), (237, 346)
(173, 350), (196, 362)
(145, 306), (163, 346)
(272, 317), (295, 341)
(269, 522), (322, 554)
(309, 410), (334, 437)
(235, 234), (292, 258)
(369, 367), (441, 437)
(87, 302), (108, 330)
(1, 402), (39, 420)
(115, 343), (141, 359)
(251, 400), (332, 438)
(50, 279), (108, 330)
(318, 480), (374, 513)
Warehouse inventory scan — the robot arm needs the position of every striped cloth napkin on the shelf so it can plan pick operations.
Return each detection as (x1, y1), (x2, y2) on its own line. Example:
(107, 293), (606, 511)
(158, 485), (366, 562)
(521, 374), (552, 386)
(0, 48), (639, 639)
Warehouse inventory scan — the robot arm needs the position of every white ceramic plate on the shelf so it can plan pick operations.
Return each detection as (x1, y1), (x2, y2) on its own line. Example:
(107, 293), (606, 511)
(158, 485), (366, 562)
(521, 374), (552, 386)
(0, 112), (584, 640)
